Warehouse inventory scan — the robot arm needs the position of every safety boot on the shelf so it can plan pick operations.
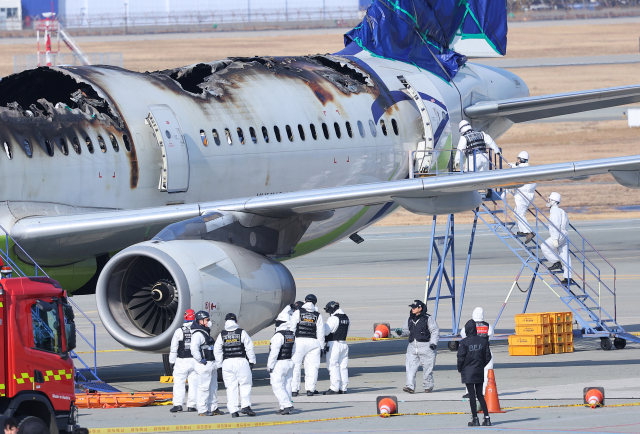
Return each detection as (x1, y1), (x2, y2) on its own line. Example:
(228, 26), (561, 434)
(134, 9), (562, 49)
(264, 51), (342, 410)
(468, 416), (480, 426)
(291, 391), (299, 397)
(275, 407), (292, 415)
(306, 390), (318, 396)
(402, 387), (414, 394)
(187, 407), (197, 412)
(339, 390), (346, 394)
(525, 233), (535, 244)
(169, 405), (183, 413)
(231, 412), (239, 418)
(323, 389), (338, 395)
(211, 408), (224, 415)
(199, 411), (213, 416)
(482, 417), (492, 426)
(548, 261), (562, 271)
(240, 406), (256, 416)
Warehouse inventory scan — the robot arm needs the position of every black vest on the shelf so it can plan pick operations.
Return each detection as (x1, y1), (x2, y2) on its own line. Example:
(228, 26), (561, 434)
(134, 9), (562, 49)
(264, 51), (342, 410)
(463, 130), (487, 154)
(295, 308), (319, 339)
(192, 328), (216, 361)
(275, 330), (295, 360)
(408, 313), (432, 343)
(475, 321), (490, 340)
(177, 325), (193, 359)
(221, 329), (247, 360)
(326, 313), (349, 342)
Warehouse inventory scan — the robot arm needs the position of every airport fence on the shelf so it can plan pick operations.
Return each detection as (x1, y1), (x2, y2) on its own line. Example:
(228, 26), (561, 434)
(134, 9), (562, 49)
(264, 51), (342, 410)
(13, 52), (123, 74)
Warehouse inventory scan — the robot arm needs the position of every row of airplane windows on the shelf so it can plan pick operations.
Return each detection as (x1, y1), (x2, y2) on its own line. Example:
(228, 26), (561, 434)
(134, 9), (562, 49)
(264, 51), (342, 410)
(2, 133), (132, 160)
(199, 118), (400, 146)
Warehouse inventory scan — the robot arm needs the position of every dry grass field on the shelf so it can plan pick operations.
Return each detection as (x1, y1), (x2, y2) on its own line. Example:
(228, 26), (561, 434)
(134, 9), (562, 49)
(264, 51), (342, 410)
(0, 21), (638, 225)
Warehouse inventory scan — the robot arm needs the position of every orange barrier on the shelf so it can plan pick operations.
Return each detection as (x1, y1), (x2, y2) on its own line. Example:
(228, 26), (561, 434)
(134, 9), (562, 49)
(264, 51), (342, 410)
(76, 392), (173, 409)
(376, 396), (398, 417)
(584, 387), (604, 408)
(481, 370), (505, 414)
(373, 324), (390, 340)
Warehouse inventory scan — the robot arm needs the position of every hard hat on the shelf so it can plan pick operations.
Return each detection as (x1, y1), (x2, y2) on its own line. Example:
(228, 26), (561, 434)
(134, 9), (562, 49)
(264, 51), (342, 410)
(195, 310), (210, 321)
(324, 301), (340, 314)
(184, 309), (195, 321)
(548, 192), (561, 203)
(458, 120), (471, 133)
(305, 294), (318, 304)
(225, 312), (237, 321)
(518, 151), (529, 160)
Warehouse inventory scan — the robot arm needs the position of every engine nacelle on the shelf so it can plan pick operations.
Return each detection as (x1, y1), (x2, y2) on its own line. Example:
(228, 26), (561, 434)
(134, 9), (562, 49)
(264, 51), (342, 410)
(96, 240), (295, 352)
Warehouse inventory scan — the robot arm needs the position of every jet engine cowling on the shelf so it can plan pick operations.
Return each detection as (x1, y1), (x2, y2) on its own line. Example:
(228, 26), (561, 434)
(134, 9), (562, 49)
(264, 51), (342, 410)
(96, 240), (296, 352)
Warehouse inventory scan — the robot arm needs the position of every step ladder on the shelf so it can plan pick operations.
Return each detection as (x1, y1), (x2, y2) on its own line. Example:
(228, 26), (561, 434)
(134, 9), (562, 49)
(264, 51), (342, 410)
(0, 224), (119, 392)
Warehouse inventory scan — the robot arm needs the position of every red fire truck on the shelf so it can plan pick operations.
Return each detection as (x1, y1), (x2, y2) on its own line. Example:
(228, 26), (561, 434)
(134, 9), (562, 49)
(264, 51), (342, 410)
(0, 276), (79, 433)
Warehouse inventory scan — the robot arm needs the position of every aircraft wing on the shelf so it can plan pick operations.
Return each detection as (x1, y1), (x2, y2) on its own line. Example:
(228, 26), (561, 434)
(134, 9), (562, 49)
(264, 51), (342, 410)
(464, 84), (640, 123)
(10, 154), (640, 262)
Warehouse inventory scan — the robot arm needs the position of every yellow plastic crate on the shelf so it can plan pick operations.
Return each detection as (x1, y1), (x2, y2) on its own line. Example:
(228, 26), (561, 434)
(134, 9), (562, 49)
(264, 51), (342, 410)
(509, 335), (545, 346)
(551, 343), (564, 354)
(543, 343), (551, 355)
(565, 342), (574, 353)
(516, 324), (550, 335)
(509, 345), (543, 356)
(560, 312), (573, 323)
(563, 332), (573, 343)
(515, 313), (549, 326)
(549, 333), (565, 344)
(564, 323), (573, 333)
(547, 312), (564, 324)
(550, 324), (563, 334)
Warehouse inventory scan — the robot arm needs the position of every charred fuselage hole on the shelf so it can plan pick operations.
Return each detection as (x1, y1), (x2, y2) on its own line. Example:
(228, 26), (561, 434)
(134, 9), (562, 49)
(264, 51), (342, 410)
(322, 123), (329, 140)
(309, 56), (370, 87)
(346, 121), (353, 138)
(85, 136), (94, 153)
(237, 128), (245, 145)
(334, 122), (342, 139)
(59, 138), (69, 155)
(123, 134), (132, 151)
(23, 140), (32, 158)
(44, 139), (54, 156)
(110, 134), (119, 152)
(212, 129), (221, 146)
(380, 120), (388, 136)
(310, 124), (318, 140)
(274, 126), (282, 142)
(261, 127), (269, 143)
(392, 118), (399, 135)
(358, 120), (365, 138)
(4, 141), (12, 160)
(98, 136), (107, 152)
(369, 120), (377, 137)
(225, 128), (233, 145)
(72, 137), (81, 154)
(249, 127), (257, 144)
(286, 125), (294, 142)
(167, 63), (213, 94)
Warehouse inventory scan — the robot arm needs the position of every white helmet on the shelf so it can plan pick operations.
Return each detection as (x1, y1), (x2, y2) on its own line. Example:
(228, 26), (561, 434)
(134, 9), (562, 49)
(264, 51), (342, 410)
(518, 151), (529, 161)
(458, 120), (472, 133)
(548, 192), (561, 203)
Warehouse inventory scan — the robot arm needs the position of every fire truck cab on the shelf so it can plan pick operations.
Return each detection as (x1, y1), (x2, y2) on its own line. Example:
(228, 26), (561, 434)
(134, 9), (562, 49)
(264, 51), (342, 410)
(0, 277), (79, 433)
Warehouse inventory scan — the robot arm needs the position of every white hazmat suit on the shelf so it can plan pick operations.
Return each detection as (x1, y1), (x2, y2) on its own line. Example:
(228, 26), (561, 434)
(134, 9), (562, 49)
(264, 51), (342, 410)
(290, 302), (325, 393)
(507, 162), (537, 235)
(455, 130), (501, 172)
(168, 322), (198, 410)
(267, 312), (296, 412)
(213, 320), (256, 414)
(324, 308), (350, 393)
(540, 202), (572, 279)
(189, 324), (219, 415)
(460, 307), (494, 393)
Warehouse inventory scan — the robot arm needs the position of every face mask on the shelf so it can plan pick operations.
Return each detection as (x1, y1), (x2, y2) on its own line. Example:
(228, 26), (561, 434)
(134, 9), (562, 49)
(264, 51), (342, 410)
(546, 200), (555, 208)
(515, 159), (520, 166)
(207, 321), (212, 328)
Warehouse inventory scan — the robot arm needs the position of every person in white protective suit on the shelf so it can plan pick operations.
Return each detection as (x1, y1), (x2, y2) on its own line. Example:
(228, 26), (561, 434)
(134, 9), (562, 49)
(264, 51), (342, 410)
(290, 294), (325, 396)
(396, 300), (440, 393)
(190, 310), (223, 416)
(213, 313), (257, 417)
(169, 309), (199, 413)
(459, 307), (494, 398)
(267, 310), (296, 415)
(322, 301), (350, 395)
(507, 151), (537, 244)
(455, 120), (501, 172)
(540, 192), (574, 285)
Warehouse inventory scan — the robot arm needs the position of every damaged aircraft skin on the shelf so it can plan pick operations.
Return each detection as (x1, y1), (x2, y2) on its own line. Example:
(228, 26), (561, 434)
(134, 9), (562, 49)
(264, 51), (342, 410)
(2, 51), (640, 353)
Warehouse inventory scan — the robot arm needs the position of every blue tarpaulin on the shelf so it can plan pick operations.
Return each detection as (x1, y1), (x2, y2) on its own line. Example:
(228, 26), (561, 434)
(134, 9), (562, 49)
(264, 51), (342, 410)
(342, 0), (507, 81)
(21, 0), (58, 17)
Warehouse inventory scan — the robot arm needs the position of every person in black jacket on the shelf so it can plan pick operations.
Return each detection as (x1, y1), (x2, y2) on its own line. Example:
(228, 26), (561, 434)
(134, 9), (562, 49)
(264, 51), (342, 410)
(457, 319), (493, 427)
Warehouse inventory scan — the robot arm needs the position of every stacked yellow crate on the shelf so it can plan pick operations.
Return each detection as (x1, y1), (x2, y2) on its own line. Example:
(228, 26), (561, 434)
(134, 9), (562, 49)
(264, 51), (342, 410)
(547, 311), (574, 353)
(508, 313), (550, 356)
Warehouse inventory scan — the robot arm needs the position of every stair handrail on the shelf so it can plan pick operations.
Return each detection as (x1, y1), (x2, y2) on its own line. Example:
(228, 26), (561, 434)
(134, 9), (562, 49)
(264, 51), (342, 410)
(0, 223), (49, 278)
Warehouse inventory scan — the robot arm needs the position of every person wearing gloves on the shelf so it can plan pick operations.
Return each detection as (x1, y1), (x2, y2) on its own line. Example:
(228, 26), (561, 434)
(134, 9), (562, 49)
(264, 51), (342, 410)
(190, 310), (222, 416)
(267, 310), (296, 415)
(290, 294), (325, 397)
(213, 313), (257, 418)
(455, 120), (501, 172)
(540, 192), (573, 285)
(168, 309), (199, 413)
(322, 301), (350, 395)
(396, 300), (440, 393)
(278, 301), (304, 324)
(505, 151), (537, 244)
(459, 307), (494, 398)
(458, 319), (493, 427)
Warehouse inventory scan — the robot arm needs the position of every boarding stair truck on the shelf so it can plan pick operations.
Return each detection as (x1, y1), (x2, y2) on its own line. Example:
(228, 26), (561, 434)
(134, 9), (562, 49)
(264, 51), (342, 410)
(0, 276), (80, 434)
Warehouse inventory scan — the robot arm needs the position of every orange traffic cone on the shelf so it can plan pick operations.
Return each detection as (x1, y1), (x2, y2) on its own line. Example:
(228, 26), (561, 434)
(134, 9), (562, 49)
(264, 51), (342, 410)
(584, 387), (604, 408)
(373, 324), (390, 340)
(376, 396), (398, 417)
(481, 369), (506, 414)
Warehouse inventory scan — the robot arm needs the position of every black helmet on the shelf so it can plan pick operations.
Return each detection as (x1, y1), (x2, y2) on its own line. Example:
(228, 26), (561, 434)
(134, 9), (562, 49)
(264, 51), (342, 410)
(195, 310), (210, 321)
(324, 301), (339, 314)
(225, 312), (237, 321)
(305, 294), (318, 304)
(290, 301), (304, 311)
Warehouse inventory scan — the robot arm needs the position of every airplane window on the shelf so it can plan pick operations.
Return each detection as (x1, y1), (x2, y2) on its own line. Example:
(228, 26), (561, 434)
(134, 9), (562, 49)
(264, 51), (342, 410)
(298, 125), (305, 141)
(369, 120), (377, 137)
(72, 137), (82, 154)
(23, 140), (32, 157)
(249, 127), (257, 144)
(334, 122), (341, 139)
(225, 128), (233, 145)
(110, 134), (120, 152)
(3, 141), (12, 160)
(97, 136), (107, 153)
(211, 129), (221, 146)
(123, 134), (132, 151)
(237, 128), (246, 145)
(59, 138), (68, 155)
(345, 121), (353, 138)
(322, 123), (329, 139)
(357, 120), (365, 138)
(380, 120), (388, 136)
(274, 126), (282, 142)
(262, 126), (269, 143)
(286, 125), (294, 142)
(85, 136), (94, 154)
(310, 124), (318, 140)
(391, 118), (399, 135)
(200, 129), (208, 146)
(44, 139), (54, 157)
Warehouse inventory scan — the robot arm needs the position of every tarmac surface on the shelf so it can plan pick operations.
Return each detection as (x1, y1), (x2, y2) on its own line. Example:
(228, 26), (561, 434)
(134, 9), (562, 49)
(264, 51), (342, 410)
(71, 218), (640, 433)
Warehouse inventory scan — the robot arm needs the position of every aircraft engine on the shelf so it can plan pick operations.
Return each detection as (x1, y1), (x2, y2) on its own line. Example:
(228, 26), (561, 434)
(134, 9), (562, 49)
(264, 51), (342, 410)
(96, 240), (295, 352)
